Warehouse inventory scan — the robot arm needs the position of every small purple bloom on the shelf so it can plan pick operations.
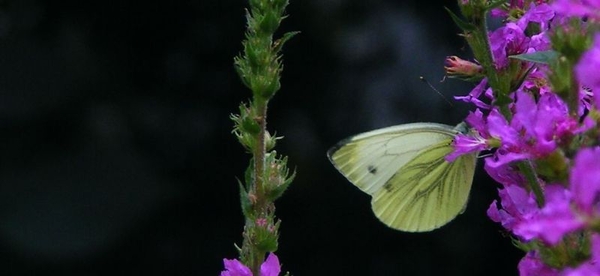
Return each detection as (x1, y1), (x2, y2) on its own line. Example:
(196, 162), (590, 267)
(570, 147), (600, 216)
(487, 184), (538, 232)
(552, 0), (600, 20)
(486, 91), (574, 168)
(489, 22), (530, 69)
(513, 185), (583, 245)
(446, 133), (486, 162)
(518, 251), (560, 276)
(575, 34), (600, 109)
(464, 109), (488, 135)
(522, 70), (552, 95)
(517, 3), (555, 32)
(454, 79), (492, 109)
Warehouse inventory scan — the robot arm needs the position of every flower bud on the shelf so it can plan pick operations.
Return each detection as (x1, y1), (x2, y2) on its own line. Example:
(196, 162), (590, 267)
(444, 56), (484, 80)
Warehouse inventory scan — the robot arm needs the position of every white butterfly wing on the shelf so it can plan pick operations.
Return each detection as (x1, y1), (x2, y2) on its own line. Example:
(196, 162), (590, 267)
(327, 122), (476, 232)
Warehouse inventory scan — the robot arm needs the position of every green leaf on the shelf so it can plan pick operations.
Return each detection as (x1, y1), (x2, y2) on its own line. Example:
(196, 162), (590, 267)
(445, 7), (476, 32)
(244, 160), (254, 189)
(509, 50), (559, 65)
(239, 181), (252, 217)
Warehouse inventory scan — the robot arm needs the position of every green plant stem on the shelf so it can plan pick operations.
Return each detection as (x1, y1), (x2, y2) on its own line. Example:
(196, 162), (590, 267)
(247, 99), (270, 276)
(253, 99), (268, 206)
(463, 6), (545, 207)
(518, 161), (545, 207)
(464, 14), (513, 110)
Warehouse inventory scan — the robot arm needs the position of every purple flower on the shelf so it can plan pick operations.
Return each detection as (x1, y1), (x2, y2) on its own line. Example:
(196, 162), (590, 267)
(552, 0), (600, 20)
(522, 70), (552, 95)
(446, 132), (487, 162)
(454, 79), (492, 109)
(518, 251), (560, 276)
(513, 185), (583, 245)
(570, 147), (600, 216)
(517, 3), (555, 32)
(485, 108), (527, 168)
(489, 22), (530, 69)
(221, 253), (281, 276)
(447, 109), (491, 162)
(575, 34), (600, 109)
(486, 91), (575, 168)
(487, 184), (538, 233)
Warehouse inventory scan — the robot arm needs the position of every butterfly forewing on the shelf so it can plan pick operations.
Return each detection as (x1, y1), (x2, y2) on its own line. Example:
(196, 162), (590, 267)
(328, 123), (459, 195)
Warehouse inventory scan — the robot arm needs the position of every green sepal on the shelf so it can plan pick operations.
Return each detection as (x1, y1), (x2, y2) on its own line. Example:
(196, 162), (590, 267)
(445, 7), (476, 32)
(273, 31), (300, 53)
(509, 64), (535, 92)
(243, 38), (262, 70)
(254, 221), (279, 253)
(268, 168), (295, 201)
(509, 50), (559, 65)
(239, 180), (253, 217)
(265, 131), (283, 152)
(234, 56), (251, 89)
(534, 150), (568, 183)
(512, 238), (534, 252)
(244, 159), (255, 189)
(258, 10), (281, 35)
(486, 0), (506, 11)
(262, 153), (295, 201)
(538, 231), (591, 269)
(240, 103), (261, 135)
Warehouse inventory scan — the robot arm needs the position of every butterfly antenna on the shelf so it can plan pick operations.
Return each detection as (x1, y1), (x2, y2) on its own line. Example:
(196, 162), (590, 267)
(420, 76), (453, 107)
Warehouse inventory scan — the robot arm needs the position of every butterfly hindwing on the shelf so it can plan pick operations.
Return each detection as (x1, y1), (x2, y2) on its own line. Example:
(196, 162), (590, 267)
(372, 141), (476, 232)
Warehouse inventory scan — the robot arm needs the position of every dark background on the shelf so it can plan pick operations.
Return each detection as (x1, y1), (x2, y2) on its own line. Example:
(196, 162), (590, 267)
(0, 0), (523, 275)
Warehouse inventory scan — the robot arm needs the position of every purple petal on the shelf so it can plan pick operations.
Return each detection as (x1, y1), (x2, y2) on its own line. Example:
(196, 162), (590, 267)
(513, 185), (583, 244)
(518, 251), (560, 276)
(222, 258), (252, 276)
(575, 34), (600, 109)
(260, 253), (281, 276)
(465, 109), (488, 136)
(446, 134), (486, 162)
(570, 147), (600, 214)
(483, 161), (525, 187)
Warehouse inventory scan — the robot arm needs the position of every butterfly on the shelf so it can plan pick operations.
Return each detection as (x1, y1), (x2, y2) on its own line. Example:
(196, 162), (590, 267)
(327, 122), (477, 232)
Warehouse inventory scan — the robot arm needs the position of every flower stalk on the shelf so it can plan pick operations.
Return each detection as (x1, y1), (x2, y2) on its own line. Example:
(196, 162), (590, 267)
(228, 0), (297, 275)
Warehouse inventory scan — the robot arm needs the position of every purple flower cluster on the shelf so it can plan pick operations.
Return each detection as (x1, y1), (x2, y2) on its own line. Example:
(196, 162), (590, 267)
(449, 1), (600, 275)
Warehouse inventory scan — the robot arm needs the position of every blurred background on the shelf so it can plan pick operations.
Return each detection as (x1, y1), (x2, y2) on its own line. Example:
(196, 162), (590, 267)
(0, 0), (523, 275)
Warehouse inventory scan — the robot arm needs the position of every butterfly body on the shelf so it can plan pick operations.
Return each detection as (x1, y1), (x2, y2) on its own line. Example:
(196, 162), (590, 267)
(328, 122), (477, 232)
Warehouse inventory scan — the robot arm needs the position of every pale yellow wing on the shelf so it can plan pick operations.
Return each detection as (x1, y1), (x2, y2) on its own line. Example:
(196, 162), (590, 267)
(327, 122), (477, 232)
(328, 123), (461, 195)
(372, 142), (476, 232)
